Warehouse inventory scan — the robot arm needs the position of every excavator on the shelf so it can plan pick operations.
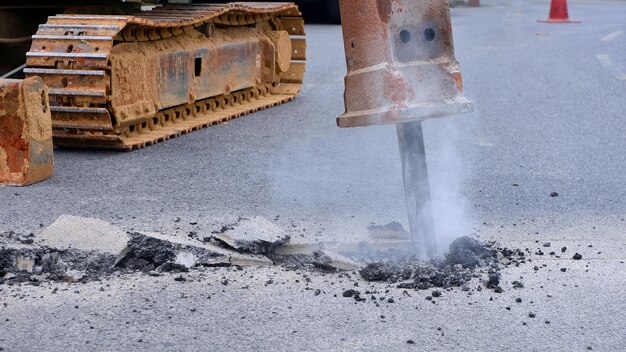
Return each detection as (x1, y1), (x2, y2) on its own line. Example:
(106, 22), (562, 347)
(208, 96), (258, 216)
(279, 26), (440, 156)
(0, 1), (308, 150)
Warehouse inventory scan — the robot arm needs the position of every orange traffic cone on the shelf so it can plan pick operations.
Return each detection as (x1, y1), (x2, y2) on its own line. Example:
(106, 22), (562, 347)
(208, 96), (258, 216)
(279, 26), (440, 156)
(538, 0), (580, 23)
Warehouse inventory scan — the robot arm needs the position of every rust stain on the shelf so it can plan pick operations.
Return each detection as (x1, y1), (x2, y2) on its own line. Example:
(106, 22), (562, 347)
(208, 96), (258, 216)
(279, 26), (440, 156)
(384, 69), (414, 108)
(337, 0), (473, 128)
(377, 0), (392, 23)
(0, 85), (27, 173)
(452, 71), (464, 93)
(0, 78), (54, 186)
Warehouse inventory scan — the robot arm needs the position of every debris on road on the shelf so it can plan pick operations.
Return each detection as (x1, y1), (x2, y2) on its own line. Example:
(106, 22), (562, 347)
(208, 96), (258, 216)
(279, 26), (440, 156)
(0, 215), (280, 284)
(212, 217), (291, 255)
(271, 249), (362, 272)
(39, 215), (129, 256)
(117, 231), (274, 271)
(1, 228), (118, 284)
(358, 237), (524, 292)
(311, 250), (361, 271)
(0, 217), (543, 302)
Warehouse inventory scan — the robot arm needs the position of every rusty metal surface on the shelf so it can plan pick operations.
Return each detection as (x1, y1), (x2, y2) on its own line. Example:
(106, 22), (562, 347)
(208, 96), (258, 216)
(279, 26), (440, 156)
(24, 2), (305, 150)
(337, 0), (473, 128)
(0, 77), (54, 186)
(107, 28), (277, 131)
(337, 1), (474, 258)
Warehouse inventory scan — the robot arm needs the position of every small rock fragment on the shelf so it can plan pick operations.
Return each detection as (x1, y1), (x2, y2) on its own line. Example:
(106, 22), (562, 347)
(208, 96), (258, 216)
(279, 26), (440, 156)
(360, 263), (395, 281)
(64, 270), (85, 283)
(445, 236), (496, 269)
(343, 289), (357, 298)
(174, 251), (196, 269)
(486, 273), (500, 289)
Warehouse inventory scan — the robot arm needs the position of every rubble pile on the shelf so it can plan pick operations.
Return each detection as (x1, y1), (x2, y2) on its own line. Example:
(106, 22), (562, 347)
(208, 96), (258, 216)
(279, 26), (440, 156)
(0, 216), (283, 284)
(358, 236), (526, 292)
(1, 216), (527, 296)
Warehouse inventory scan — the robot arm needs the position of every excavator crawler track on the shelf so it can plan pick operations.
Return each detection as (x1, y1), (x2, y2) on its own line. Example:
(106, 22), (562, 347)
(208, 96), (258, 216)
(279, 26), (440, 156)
(25, 2), (306, 150)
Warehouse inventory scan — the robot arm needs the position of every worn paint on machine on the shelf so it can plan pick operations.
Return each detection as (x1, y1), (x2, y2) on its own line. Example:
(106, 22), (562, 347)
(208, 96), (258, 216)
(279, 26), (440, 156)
(337, 0), (473, 128)
(0, 77), (54, 186)
(24, 3), (306, 150)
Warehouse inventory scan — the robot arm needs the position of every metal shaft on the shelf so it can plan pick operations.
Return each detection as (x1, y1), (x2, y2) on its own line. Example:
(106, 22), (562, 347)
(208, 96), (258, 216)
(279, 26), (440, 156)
(396, 121), (436, 260)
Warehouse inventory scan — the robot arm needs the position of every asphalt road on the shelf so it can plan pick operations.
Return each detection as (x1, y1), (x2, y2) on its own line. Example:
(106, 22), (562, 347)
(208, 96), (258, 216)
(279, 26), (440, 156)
(1, 0), (626, 351)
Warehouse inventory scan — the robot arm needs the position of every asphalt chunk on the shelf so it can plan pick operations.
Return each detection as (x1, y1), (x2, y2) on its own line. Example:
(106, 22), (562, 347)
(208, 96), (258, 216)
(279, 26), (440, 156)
(486, 273), (501, 289)
(343, 289), (357, 298)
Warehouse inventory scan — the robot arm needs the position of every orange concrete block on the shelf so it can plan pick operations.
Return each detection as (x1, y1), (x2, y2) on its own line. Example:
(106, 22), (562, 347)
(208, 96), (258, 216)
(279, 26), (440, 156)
(0, 77), (54, 186)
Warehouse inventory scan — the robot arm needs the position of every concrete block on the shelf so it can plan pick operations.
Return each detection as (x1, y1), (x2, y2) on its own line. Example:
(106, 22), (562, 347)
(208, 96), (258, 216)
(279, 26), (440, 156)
(213, 217), (290, 255)
(38, 215), (130, 256)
